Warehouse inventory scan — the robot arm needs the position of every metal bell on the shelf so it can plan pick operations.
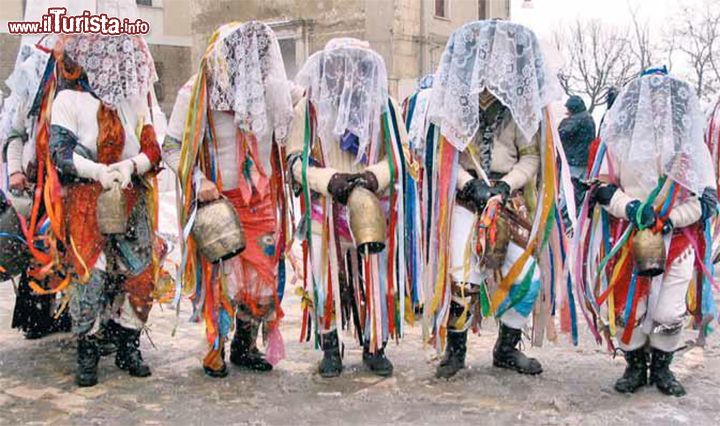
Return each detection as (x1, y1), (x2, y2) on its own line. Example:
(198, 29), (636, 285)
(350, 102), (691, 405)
(97, 183), (128, 235)
(192, 198), (246, 263)
(347, 187), (386, 254)
(632, 228), (665, 277)
(0, 192), (29, 280)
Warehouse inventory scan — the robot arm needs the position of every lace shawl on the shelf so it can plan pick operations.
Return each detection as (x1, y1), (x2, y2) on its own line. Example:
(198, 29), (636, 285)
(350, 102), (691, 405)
(600, 73), (714, 195)
(429, 20), (561, 151)
(205, 21), (293, 146)
(295, 38), (389, 163)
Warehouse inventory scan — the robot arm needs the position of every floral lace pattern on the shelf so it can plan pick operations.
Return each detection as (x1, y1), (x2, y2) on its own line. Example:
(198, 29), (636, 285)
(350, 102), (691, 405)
(206, 21), (293, 146)
(600, 74), (714, 194)
(1, 43), (51, 144)
(62, 34), (157, 107)
(295, 38), (388, 163)
(429, 20), (561, 151)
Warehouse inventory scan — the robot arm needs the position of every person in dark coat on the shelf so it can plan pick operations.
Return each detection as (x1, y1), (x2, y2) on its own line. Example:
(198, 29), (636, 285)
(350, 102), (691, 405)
(558, 95), (596, 180)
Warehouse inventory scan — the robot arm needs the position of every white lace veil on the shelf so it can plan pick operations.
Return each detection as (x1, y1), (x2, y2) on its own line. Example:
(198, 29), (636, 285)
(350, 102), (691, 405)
(61, 34), (157, 108)
(205, 21), (293, 146)
(600, 73), (714, 195)
(295, 38), (389, 162)
(429, 20), (561, 151)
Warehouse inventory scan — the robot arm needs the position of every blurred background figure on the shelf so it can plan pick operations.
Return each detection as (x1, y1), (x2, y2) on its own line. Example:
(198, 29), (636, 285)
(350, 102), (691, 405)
(558, 95), (596, 181)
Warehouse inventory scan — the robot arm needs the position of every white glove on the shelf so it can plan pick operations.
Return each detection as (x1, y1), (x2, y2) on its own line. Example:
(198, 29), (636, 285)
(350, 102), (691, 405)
(108, 159), (134, 189)
(73, 154), (121, 189)
(96, 165), (123, 190)
(108, 154), (153, 189)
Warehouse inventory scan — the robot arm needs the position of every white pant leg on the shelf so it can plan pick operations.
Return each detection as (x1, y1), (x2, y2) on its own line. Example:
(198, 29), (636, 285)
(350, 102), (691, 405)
(499, 242), (541, 330)
(449, 204), (485, 285)
(649, 247), (694, 352)
(310, 233), (335, 334)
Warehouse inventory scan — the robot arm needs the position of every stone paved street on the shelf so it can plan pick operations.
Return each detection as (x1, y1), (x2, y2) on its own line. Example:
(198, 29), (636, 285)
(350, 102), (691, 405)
(1, 280), (719, 425)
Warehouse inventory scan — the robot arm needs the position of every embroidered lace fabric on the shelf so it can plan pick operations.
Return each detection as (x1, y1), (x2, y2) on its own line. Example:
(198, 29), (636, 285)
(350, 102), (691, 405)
(205, 21), (293, 146)
(0, 43), (51, 144)
(429, 20), (561, 151)
(600, 73), (714, 195)
(295, 38), (389, 163)
(61, 34), (157, 107)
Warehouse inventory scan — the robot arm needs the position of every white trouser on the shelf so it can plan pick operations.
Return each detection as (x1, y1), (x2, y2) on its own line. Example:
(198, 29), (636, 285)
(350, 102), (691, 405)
(617, 246), (693, 352)
(449, 204), (540, 330)
(311, 233), (355, 334)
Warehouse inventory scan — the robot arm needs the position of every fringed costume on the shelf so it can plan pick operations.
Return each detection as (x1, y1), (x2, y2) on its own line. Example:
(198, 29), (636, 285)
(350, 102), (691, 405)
(420, 21), (575, 379)
(1, 39), (72, 339)
(577, 70), (717, 396)
(164, 22), (293, 377)
(287, 38), (420, 377)
(40, 33), (164, 387)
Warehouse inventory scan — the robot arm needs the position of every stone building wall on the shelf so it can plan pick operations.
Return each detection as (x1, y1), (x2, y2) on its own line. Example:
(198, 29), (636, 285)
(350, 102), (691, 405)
(147, 44), (193, 114)
(0, 35), (21, 95)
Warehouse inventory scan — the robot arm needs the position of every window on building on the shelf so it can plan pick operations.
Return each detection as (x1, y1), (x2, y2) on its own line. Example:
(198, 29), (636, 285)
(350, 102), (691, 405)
(479, 0), (487, 19)
(278, 38), (298, 79)
(136, 0), (152, 6)
(435, 0), (448, 19)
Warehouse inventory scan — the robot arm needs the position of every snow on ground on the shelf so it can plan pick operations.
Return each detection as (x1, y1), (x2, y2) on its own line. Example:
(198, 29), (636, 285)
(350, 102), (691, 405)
(0, 188), (719, 424)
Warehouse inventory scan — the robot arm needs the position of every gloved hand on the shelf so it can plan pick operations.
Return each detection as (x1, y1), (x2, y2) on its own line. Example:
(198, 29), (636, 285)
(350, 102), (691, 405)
(197, 177), (220, 203)
(327, 173), (359, 205)
(593, 183), (618, 206)
(95, 165), (122, 190)
(489, 181), (511, 204)
(354, 171), (379, 193)
(459, 178), (492, 213)
(700, 187), (718, 222)
(625, 200), (656, 229)
(109, 159), (134, 189)
(9, 172), (29, 191)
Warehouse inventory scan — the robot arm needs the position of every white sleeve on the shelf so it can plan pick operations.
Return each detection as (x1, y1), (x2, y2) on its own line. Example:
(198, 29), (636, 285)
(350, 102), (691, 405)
(165, 76), (195, 141)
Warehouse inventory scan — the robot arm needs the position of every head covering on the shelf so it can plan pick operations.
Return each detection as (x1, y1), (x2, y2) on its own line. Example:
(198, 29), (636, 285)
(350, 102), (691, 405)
(0, 42), (53, 147)
(565, 95), (586, 114)
(59, 34), (157, 107)
(205, 21), (293, 146)
(295, 37), (388, 162)
(429, 20), (561, 151)
(600, 73), (713, 194)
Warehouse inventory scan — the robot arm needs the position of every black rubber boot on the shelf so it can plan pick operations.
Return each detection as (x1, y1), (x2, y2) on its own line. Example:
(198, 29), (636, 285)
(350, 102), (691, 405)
(614, 348), (648, 393)
(649, 348), (686, 397)
(436, 331), (468, 379)
(362, 342), (394, 377)
(493, 324), (543, 375)
(109, 320), (151, 378)
(12, 276), (54, 340)
(94, 321), (118, 357)
(76, 336), (100, 387)
(318, 330), (343, 378)
(230, 319), (272, 372)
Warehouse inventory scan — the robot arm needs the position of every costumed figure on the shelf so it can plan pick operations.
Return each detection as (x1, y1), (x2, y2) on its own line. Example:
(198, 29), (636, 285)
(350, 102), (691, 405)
(287, 38), (419, 378)
(1, 38), (73, 339)
(577, 69), (717, 397)
(38, 33), (164, 387)
(423, 20), (575, 379)
(165, 21), (292, 377)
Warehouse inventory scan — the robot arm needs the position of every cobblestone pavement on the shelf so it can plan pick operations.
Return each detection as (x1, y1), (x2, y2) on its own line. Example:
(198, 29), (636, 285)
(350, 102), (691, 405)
(1, 282), (719, 425)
